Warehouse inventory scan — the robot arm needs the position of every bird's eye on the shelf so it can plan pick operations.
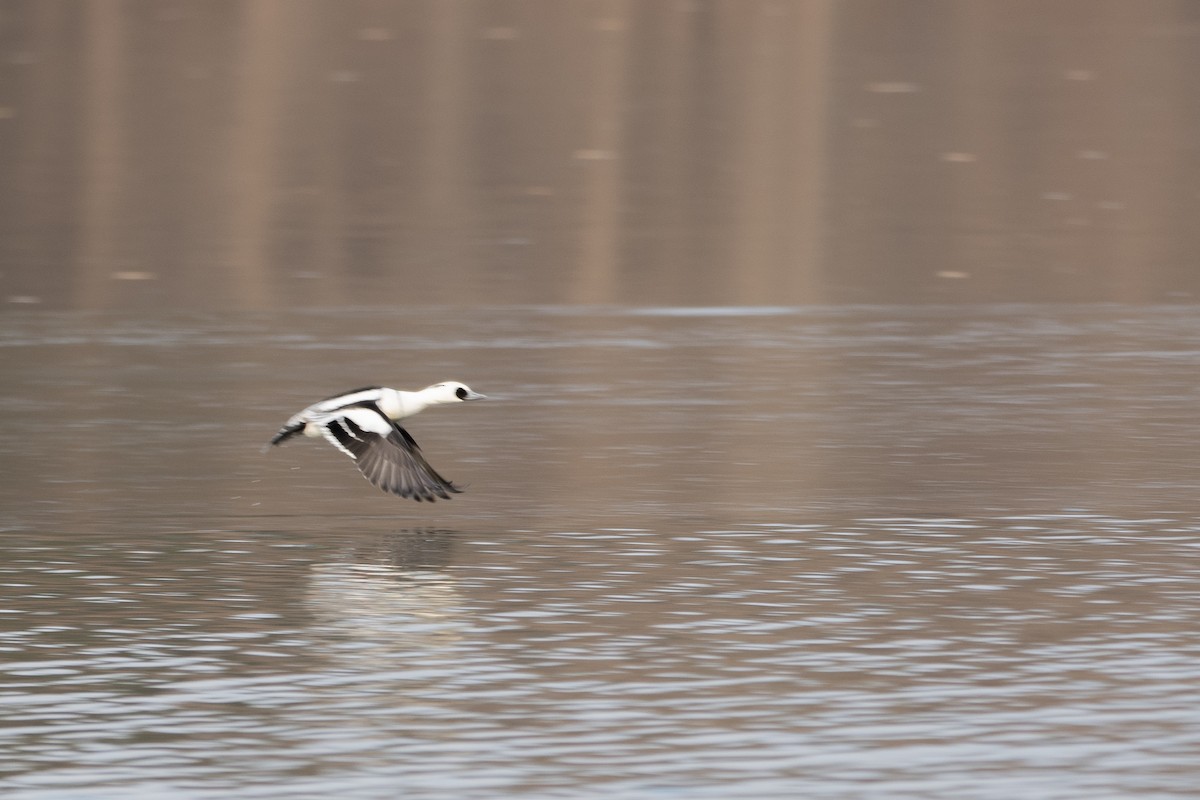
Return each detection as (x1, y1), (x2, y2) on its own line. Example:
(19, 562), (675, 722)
(455, 387), (468, 400)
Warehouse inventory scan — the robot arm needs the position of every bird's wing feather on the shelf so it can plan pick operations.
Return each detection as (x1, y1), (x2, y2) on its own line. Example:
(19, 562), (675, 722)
(318, 407), (460, 501)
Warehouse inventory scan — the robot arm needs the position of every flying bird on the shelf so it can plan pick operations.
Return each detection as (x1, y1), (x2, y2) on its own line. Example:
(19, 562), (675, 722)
(266, 382), (486, 501)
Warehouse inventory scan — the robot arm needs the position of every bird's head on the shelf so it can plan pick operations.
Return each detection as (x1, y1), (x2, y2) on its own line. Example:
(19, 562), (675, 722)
(422, 381), (487, 405)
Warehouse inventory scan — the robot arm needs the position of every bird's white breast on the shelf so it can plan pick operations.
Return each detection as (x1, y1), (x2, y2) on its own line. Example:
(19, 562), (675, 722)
(383, 389), (429, 420)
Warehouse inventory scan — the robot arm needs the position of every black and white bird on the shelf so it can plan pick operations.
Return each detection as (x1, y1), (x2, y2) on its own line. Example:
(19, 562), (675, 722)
(266, 382), (487, 501)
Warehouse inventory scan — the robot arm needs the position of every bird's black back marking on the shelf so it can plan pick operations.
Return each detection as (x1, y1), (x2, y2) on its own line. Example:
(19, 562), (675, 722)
(317, 385), (381, 404)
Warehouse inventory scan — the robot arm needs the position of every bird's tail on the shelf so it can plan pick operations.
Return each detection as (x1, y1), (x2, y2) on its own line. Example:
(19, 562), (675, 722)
(263, 423), (303, 453)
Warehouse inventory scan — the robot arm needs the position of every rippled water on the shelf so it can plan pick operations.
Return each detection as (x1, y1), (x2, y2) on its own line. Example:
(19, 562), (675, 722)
(3, 305), (1200, 798)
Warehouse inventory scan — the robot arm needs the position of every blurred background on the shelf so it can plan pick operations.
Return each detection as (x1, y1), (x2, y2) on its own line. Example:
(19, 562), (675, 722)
(8, 5), (1200, 799)
(3, 0), (1199, 310)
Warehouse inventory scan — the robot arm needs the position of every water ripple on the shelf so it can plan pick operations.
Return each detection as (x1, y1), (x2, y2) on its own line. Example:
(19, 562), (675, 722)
(2, 515), (1199, 798)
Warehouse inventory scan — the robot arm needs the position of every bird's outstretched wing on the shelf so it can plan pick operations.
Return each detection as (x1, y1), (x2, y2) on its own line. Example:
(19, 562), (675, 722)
(319, 407), (461, 502)
(266, 388), (385, 451)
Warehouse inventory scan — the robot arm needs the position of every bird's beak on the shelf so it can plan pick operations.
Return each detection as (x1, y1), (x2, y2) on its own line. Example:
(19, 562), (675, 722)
(464, 391), (488, 401)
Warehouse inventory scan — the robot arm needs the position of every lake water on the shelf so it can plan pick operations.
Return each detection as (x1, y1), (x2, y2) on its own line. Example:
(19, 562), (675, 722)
(3, 304), (1200, 798)
(5, 2), (1200, 796)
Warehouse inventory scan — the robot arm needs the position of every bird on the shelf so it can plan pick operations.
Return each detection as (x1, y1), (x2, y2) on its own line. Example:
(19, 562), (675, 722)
(265, 382), (487, 501)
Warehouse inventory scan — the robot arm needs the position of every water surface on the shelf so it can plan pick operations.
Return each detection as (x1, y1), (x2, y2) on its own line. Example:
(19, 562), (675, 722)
(3, 305), (1200, 798)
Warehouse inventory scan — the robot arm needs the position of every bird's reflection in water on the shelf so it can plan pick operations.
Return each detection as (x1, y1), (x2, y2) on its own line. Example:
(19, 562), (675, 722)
(305, 529), (466, 660)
